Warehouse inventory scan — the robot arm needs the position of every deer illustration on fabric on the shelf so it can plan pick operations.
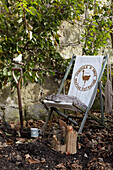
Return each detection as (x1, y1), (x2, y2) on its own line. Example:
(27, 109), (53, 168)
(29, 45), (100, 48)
(82, 69), (91, 86)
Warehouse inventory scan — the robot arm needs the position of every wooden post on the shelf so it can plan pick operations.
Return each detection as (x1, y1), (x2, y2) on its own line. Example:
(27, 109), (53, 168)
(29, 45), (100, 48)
(66, 132), (77, 154)
(66, 125), (77, 154)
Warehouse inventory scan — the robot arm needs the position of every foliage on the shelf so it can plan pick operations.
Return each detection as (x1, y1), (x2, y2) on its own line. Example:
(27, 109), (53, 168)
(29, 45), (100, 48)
(81, 0), (113, 55)
(0, 0), (113, 89)
(0, 0), (84, 88)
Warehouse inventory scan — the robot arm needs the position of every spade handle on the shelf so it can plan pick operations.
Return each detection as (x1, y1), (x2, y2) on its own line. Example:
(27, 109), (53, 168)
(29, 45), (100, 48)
(12, 67), (23, 129)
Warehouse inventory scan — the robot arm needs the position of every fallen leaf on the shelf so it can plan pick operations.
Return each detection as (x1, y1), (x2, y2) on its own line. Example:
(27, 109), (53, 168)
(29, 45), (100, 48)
(100, 146), (106, 151)
(25, 154), (32, 159)
(6, 140), (13, 145)
(27, 158), (40, 164)
(15, 141), (23, 144)
(56, 163), (66, 169)
(89, 157), (97, 163)
(41, 158), (46, 163)
(71, 163), (82, 169)
(16, 138), (26, 143)
(0, 130), (3, 134)
(25, 154), (43, 164)
(78, 142), (81, 149)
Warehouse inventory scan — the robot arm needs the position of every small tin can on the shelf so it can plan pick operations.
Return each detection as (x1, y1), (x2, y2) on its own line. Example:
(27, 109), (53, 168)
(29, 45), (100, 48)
(30, 128), (41, 138)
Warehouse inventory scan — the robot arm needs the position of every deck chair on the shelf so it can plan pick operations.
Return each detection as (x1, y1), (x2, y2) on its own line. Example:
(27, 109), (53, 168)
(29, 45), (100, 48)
(42, 54), (108, 133)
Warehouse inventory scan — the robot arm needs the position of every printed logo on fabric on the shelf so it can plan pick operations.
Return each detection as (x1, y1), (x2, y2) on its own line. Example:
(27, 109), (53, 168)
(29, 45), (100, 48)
(74, 65), (97, 91)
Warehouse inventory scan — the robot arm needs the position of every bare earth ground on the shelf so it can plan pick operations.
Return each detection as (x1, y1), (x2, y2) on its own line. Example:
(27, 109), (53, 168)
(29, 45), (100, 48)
(0, 112), (113, 170)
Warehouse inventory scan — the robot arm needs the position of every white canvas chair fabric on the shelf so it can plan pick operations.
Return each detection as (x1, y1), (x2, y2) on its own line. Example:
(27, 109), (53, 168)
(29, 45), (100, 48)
(44, 56), (103, 111)
(68, 56), (103, 106)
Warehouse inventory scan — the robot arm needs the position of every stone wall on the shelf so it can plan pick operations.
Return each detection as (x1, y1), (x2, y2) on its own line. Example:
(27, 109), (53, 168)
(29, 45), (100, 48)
(57, 21), (83, 58)
(0, 76), (59, 121)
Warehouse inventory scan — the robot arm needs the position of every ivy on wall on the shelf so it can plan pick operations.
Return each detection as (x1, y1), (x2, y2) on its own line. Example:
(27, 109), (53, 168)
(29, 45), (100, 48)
(0, 0), (113, 89)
